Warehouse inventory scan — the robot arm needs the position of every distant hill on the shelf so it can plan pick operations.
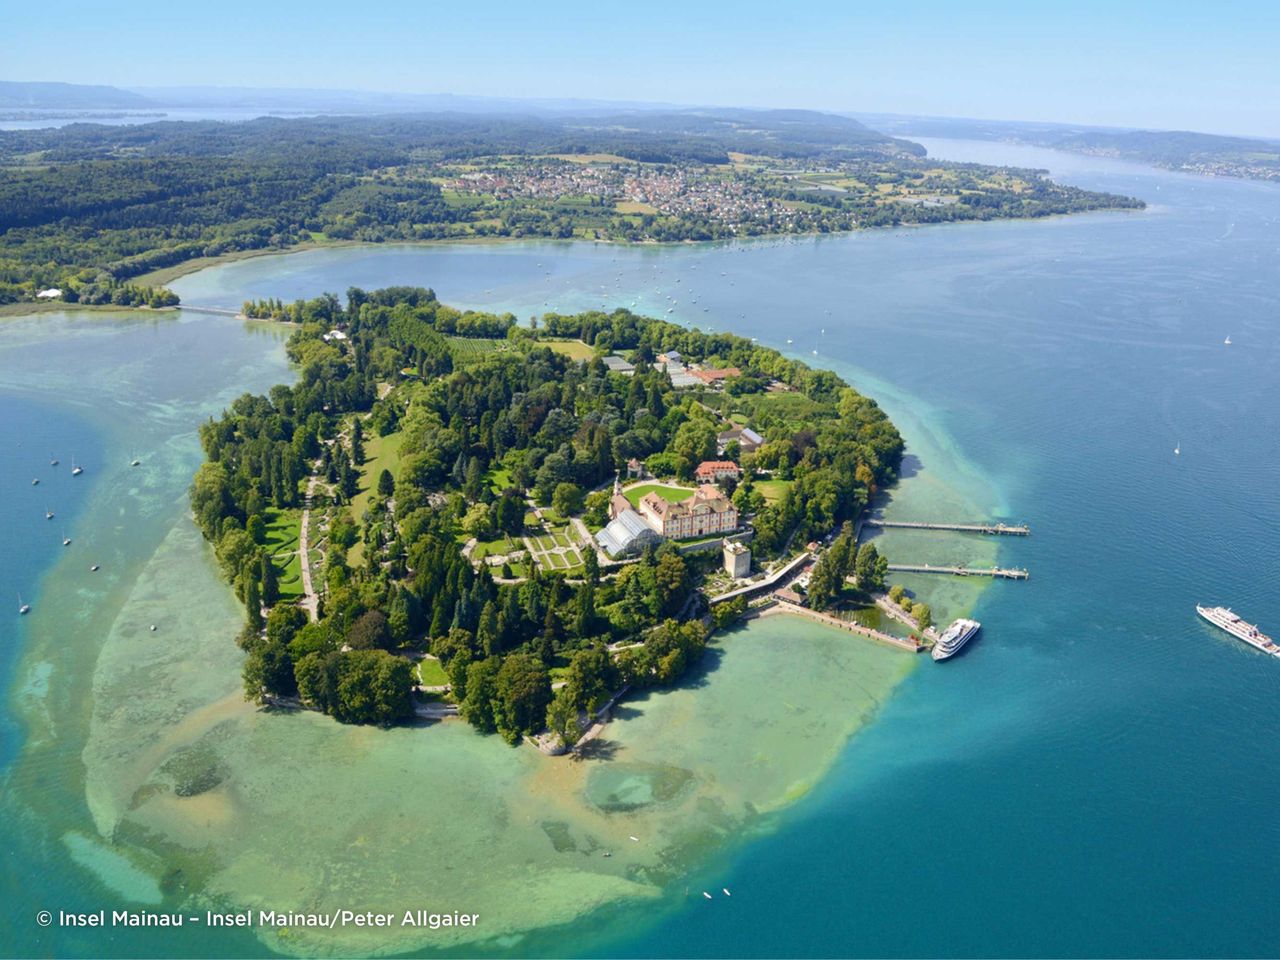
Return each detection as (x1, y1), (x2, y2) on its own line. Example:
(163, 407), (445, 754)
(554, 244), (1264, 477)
(0, 80), (155, 109)
(852, 112), (1280, 181)
(128, 84), (680, 116)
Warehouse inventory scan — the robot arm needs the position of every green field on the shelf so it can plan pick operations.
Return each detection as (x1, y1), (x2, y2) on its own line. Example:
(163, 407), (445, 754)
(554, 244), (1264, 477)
(755, 479), (793, 505)
(541, 338), (596, 361)
(264, 508), (304, 600)
(624, 483), (695, 509)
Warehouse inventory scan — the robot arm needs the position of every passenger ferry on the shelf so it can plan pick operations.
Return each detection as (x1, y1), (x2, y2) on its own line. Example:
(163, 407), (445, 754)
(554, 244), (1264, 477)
(1196, 605), (1280, 657)
(932, 618), (981, 661)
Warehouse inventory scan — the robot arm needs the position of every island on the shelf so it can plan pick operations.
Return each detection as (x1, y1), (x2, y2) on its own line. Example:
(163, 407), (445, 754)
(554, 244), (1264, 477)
(0, 108), (1144, 308)
(191, 287), (908, 747)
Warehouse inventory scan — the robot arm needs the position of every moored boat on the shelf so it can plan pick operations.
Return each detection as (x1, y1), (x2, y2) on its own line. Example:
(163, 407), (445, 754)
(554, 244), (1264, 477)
(932, 618), (981, 661)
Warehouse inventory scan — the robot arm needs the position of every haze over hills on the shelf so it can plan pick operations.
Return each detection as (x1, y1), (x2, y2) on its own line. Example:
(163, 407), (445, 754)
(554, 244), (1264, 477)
(5, 79), (1280, 181)
(0, 80), (155, 109)
(855, 112), (1280, 181)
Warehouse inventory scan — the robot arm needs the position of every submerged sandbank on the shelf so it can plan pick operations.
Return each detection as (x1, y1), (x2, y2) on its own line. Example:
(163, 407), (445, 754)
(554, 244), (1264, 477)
(75, 515), (914, 955)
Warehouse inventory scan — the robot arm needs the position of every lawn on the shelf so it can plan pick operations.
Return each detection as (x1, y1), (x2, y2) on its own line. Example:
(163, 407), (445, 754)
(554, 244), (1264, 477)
(417, 657), (449, 686)
(472, 534), (517, 560)
(624, 483), (695, 509)
(263, 508), (304, 600)
(755, 479), (794, 505)
(484, 466), (514, 494)
(541, 338), (596, 361)
(350, 429), (403, 522)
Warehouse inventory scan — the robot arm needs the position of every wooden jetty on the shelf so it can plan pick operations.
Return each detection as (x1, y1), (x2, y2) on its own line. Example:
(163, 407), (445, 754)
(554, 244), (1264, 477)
(887, 563), (1029, 580)
(863, 519), (1030, 536)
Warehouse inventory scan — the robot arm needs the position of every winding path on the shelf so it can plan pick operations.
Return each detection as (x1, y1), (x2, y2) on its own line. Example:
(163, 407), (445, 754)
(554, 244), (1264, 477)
(298, 462), (323, 621)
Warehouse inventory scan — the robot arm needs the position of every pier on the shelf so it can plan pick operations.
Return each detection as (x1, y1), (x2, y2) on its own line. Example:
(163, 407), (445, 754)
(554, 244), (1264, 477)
(862, 519), (1030, 536)
(886, 563), (1029, 580)
(765, 599), (923, 653)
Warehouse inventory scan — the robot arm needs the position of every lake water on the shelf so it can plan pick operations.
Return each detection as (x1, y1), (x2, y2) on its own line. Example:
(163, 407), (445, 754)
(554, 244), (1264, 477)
(3, 138), (1279, 957)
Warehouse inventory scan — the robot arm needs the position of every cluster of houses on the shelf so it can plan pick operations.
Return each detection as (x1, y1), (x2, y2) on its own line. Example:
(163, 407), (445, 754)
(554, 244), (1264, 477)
(445, 160), (798, 231)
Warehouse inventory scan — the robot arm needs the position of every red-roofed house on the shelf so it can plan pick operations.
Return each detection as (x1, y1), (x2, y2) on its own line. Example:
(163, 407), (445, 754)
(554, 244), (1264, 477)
(694, 460), (742, 484)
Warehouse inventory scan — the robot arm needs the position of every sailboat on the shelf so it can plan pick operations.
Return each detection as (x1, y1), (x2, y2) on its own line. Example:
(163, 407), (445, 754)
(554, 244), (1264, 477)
(1224, 335), (1232, 345)
(45, 507), (54, 520)
(71, 457), (83, 476)
(130, 455), (141, 467)
(31, 477), (39, 486)
(1174, 441), (1181, 456)
(49, 456), (59, 466)
(62, 533), (72, 546)
(18, 594), (30, 615)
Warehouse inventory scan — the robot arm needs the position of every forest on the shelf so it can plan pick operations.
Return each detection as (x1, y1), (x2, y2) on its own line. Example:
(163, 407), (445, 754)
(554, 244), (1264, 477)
(190, 288), (903, 743)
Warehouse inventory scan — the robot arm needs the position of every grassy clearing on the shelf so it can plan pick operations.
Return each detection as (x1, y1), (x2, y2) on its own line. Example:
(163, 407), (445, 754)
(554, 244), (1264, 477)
(472, 535), (518, 560)
(351, 429), (403, 521)
(614, 200), (658, 214)
(540, 338), (596, 361)
(484, 466), (514, 494)
(417, 657), (449, 686)
(755, 479), (793, 505)
(624, 483), (695, 509)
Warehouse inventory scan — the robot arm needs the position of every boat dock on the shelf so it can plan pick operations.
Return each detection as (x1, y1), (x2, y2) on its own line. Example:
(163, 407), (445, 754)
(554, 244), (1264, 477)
(862, 519), (1030, 536)
(887, 563), (1029, 580)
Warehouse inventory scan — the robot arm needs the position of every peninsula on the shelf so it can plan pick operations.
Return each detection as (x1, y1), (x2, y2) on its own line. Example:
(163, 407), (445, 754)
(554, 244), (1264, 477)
(192, 288), (907, 745)
(0, 108), (1144, 307)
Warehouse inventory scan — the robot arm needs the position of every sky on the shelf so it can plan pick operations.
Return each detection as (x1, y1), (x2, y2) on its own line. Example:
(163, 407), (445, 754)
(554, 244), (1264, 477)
(6, 0), (1280, 138)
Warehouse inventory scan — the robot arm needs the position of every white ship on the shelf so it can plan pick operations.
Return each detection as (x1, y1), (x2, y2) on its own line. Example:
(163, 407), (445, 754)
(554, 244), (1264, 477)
(1196, 605), (1279, 657)
(932, 618), (981, 661)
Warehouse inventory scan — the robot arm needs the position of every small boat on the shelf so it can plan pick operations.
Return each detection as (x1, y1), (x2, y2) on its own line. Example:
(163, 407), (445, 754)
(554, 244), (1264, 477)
(786, 338), (793, 344)
(71, 458), (83, 476)
(1174, 441), (1181, 456)
(812, 349), (818, 356)
(130, 457), (141, 467)
(722, 888), (731, 897)
(149, 625), (157, 632)
(1224, 335), (1232, 345)
(49, 457), (59, 466)
(602, 851), (611, 858)
(18, 594), (30, 615)
(702, 891), (713, 900)
(628, 835), (639, 842)
(90, 564), (100, 572)
(31, 478), (39, 486)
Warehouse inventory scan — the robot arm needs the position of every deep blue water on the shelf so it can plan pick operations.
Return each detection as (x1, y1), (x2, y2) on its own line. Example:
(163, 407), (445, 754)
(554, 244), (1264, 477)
(3, 140), (1279, 957)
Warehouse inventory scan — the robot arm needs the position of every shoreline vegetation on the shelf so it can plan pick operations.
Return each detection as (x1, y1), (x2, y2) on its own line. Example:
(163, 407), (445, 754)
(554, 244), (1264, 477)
(0, 108), (1144, 308)
(191, 286), (906, 748)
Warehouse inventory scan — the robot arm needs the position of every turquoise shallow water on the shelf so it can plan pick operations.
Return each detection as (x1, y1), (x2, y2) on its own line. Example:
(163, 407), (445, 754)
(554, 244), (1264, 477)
(3, 139), (1279, 957)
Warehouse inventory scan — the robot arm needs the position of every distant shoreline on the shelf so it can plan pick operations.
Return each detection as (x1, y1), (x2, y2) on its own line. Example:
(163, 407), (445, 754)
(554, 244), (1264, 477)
(131, 200), (1148, 290)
